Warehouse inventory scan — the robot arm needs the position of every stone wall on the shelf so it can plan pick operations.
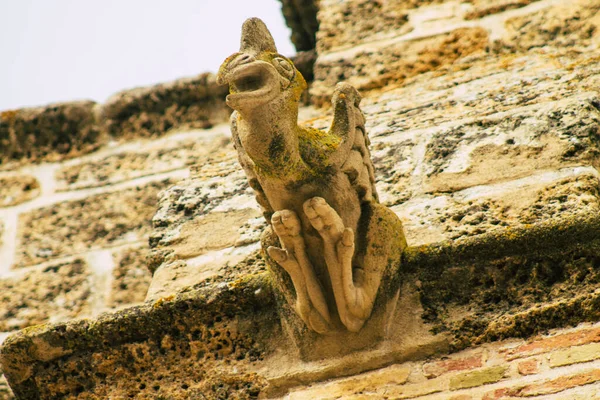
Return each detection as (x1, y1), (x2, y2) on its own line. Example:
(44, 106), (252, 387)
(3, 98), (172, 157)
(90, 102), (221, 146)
(1, 0), (600, 398)
(0, 74), (232, 398)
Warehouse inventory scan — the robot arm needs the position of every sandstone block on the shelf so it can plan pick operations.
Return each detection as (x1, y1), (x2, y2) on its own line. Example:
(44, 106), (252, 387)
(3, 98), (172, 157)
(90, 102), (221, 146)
(287, 364), (410, 399)
(517, 358), (539, 375)
(0, 259), (91, 332)
(423, 353), (484, 378)
(15, 179), (172, 267)
(548, 342), (600, 368)
(395, 167), (600, 245)
(313, 28), (488, 104)
(108, 247), (153, 308)
(100, 73), (229, 139)
(148, 144), (259, 273)
(502, 326), (600, 360)
(0, 101), (102, 169)
(316, 0), (413, 53)
(55, 130), (229, 191)
(518, 369), (600, 396)
(422, 98), (600, 194)
(0, 175), (40, 207)
(495, 0), (600, 52)
(449, 366), (508, 390)
(464, 0), (539, 20)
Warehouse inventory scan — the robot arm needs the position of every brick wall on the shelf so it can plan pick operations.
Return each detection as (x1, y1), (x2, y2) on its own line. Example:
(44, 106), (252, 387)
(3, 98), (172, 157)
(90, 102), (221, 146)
(287, 322), (600, 399)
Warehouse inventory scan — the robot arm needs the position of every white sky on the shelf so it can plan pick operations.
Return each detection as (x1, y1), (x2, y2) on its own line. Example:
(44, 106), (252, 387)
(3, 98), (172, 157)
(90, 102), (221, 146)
(0, 0), (295, 110)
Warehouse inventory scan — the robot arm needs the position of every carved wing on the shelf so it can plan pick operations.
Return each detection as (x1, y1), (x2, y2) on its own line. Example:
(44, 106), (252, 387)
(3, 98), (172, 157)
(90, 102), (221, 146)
(328, 83), (379, 203)
(230, 112), (275, 221)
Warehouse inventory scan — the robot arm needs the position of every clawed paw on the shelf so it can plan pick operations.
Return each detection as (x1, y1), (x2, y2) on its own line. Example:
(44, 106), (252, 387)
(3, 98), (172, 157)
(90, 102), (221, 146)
(303, 197), (346, 246)
(271, 210), (302, 250)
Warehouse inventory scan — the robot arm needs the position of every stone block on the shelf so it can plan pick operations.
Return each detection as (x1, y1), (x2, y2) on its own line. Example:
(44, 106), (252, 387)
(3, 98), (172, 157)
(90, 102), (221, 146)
(0, 101), (102, 169)
(422, 98), (600, 194)
(287, 365), (410, 399)
(15, 179), (172, 268)
(108, 247), (153, 308)
(423, 353), (484, 378)
(313, 28), (489, 104)
(495, 0), (600, 52)
(100, 73), (229, 139)
(316, 0), (413, 53)
(517, 359), (539, 375)
(517, 369), (600, 396)
(357, 51), (600, 136)
(55, 130), (229, 191)
(395, 167), (600, 245)
(548, 342), (600, 368)
(147, 143), (260, 273)
(449, 366), (508, 390)
(0, 175), (40, 207)
(464, 0), (540, 20)
(502, 326), (600, 360)
(0, 259), (91, 332)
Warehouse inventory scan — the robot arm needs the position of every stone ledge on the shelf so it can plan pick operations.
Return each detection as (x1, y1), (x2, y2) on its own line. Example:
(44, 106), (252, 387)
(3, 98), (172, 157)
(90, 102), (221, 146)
(2, 213), (599, 398)
(0, 101), (102, 170)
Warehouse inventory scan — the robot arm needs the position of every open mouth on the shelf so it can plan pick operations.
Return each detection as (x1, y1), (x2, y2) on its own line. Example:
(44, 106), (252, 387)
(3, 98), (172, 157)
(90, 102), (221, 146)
(229, 64), (270, 94)
(231, 70), (266, 93)
(223, 62), (279, 108)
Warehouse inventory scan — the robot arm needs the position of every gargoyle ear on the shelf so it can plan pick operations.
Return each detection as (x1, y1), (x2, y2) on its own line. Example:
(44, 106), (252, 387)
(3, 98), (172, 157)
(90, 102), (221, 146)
(240, 17), (278, 55)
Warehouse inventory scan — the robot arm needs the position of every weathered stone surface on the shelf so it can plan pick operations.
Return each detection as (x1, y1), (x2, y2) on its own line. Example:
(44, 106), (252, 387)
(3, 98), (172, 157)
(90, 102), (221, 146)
(313, 27), (489, 105)
(464, 0), (540, 20)
(0, 278), (276, 400)
(55, 130), (229, 190)
(108, 247), (153, 308)
(449, 365), (508, 390)
(15, 179), (172, 267)
(0, 174), (40, 207)
(316, 0), (413, 53)
(0, 259), (91, 332)
(0, 101), (102, 169)
(548, 342), (600, 368)
(423, 352), (483, 378)
(278, 0), (319, 51)
(0, 372), (14, 400)
(502, 326), (600, 360)
(286, 364), (411, 399)
(100, 73), (229, 139)
(494, 0), (600, 52)
(148, 143), (255, 273)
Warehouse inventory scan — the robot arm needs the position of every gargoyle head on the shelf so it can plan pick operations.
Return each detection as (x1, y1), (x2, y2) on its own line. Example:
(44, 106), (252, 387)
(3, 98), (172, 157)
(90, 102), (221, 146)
(217, 18), (307, 114)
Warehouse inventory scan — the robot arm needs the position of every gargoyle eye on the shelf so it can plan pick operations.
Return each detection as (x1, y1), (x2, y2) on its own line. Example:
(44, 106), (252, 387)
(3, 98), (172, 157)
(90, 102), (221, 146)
(273, 57), (294, 80)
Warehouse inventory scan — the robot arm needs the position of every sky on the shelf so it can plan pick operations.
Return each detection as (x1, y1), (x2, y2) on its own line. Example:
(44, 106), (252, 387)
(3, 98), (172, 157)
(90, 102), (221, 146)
(0, 0), (295, 110)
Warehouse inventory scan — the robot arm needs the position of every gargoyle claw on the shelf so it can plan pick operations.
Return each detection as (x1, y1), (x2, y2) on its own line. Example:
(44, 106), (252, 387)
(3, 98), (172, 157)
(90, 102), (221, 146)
(303, 197), (345, 246)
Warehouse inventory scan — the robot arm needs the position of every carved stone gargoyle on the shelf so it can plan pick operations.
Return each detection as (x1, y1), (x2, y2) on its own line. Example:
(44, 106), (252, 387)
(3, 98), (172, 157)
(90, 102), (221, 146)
(217, 18), (407, 335)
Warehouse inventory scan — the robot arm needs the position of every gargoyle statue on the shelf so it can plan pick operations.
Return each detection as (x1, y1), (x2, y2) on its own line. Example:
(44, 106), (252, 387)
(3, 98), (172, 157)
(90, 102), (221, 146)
(217, 18), (407, 334)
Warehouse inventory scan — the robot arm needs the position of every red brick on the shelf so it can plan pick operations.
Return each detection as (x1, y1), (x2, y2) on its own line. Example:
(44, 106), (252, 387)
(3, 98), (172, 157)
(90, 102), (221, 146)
(502, 327), (600, 360)
(485, 369), (600, 398)
(423, 354), (483, 378)
(517, 369), (600, 397)
(482, 388), (510, 400)
(517, 359), (539, 376)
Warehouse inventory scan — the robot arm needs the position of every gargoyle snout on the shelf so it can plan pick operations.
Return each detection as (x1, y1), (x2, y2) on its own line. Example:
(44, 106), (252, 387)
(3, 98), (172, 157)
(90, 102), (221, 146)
(217, 53), (255, 85)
